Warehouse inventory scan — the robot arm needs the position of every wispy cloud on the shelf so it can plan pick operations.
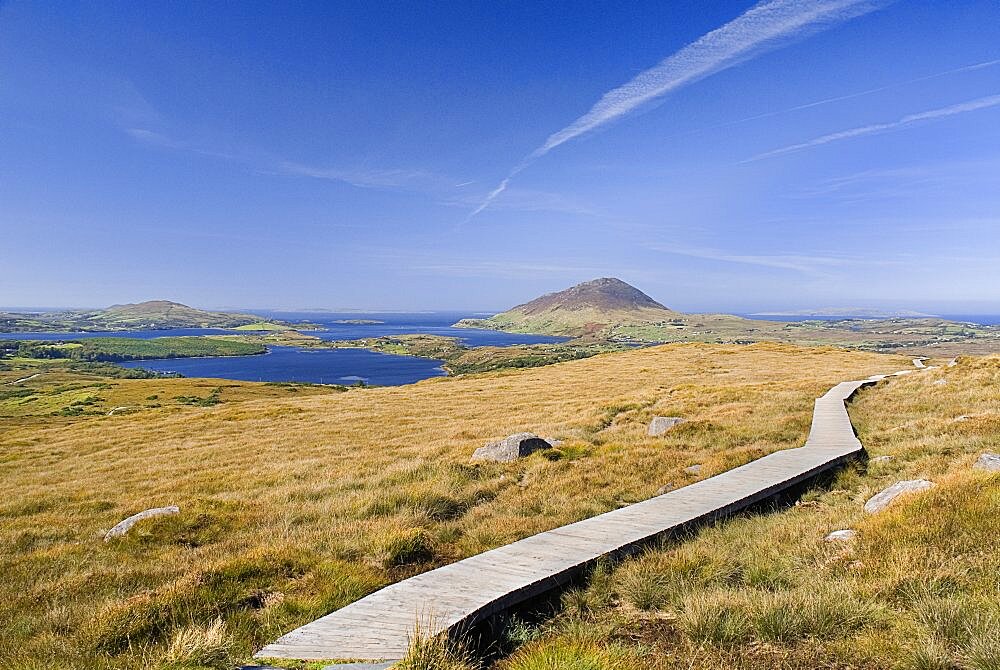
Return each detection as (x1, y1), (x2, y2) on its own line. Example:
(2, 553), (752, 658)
(678, 58), (1000, 139)
(275, 160), (456, 191)
(444, 186), (598, 216)
(467, 0), (890, 220)
(788, 158), (1000, 204)
(746, 93), (1000, 161)
(125, 127), (472, 195)
(647, 243), (902, 278)
(408, 259), (608, 279)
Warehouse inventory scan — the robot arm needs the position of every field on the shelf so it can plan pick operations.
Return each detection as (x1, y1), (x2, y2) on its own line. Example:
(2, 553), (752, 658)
(0, 342), (914, 669)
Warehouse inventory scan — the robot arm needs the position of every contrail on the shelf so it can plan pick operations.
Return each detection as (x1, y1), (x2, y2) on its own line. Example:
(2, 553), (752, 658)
(675, 58), (1000, 139)
(466, 0), (890, 221)
(746, 93), (1000, 161)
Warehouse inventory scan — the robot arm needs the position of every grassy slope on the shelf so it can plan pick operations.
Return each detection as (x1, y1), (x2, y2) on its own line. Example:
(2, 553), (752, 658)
(490, 356), (1000, 670)
(465, 305), (680, 338)
(0, 302), (297, 333)
(0, 343), (909, 669)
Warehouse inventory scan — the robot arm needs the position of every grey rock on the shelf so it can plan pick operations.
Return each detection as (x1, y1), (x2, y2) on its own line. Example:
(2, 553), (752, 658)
(869, 455), (894, 464)
(655, 483), (675, 496)
(933, 379), (947, 386)
(648, 416), (685, 436)
(104, 506), (180, 541)
(948, 358), (958, 367)
(974, 452), (1000, 472)
(824, 529), (857, 542)
(863, 480), (934, 513)
(471, 433), (552, 462)
(684, 464), (703, 475)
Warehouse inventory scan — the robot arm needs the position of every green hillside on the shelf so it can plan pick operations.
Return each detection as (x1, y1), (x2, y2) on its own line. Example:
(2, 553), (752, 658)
(0, 301), (297, 333)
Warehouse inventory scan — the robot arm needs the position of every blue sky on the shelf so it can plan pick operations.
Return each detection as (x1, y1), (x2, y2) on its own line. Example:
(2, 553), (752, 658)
(1, 0), (999, 313)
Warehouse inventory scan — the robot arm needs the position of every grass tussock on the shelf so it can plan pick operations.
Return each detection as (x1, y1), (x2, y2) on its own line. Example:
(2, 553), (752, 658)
(397, 626), (477, 670)
(503, 639), (641, 670)
(161, 618), (232, 669)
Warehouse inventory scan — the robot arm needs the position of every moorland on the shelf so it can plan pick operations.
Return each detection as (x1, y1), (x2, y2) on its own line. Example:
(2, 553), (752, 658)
(0, 342), (914, 668)
(2, 280), (999, 670)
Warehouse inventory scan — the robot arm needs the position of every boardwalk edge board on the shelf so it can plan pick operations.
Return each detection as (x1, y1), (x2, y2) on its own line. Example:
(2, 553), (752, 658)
(254, 367), (918, 664)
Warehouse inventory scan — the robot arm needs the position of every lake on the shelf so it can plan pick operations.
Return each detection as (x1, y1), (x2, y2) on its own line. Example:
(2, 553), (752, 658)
(119, 345), (449, 386)
(4, 312), (567, 386)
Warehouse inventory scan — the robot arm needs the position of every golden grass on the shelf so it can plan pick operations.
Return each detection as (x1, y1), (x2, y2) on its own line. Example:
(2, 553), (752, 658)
(0, 342), (911, 668)
(503, 355), (1000, 670)
(0, 362), (337, 429)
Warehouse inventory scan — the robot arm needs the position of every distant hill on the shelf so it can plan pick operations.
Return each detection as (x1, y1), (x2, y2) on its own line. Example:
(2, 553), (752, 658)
(454, 278), (1000, 353)
(0, 300), (289, 333)
(454, 277), (681, 337)
(82, 300), (263, 329)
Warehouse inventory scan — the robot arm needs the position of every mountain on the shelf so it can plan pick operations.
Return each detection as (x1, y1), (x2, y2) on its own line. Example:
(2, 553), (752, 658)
(0, 300), (282, 332)
(454, 277), (681, 337)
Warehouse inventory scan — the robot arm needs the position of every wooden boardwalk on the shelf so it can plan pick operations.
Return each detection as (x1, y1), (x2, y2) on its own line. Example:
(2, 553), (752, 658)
(256, 370), (905, 664)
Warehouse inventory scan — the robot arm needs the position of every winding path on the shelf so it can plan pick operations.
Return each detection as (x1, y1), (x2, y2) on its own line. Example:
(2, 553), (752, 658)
(256, 367), (914, 664)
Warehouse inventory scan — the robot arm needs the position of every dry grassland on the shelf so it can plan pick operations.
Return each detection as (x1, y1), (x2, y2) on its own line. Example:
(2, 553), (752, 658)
(1, 343), (911, 668)
(491, 355), (1000, 670)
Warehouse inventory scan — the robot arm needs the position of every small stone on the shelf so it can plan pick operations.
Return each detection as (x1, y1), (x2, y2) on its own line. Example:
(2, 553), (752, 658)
(869, 455), (894, 464)
(648, 416), (685, 436)
(933, 379), (947, 386)
(825, 529), (856, 542)
(655, 483), (675, 496)
(471, 433), (552, 462)
(684, 464), (702, 475)
(863, 480), (934, 513)
(948, 358), (958, 367)
(974, 452), (1000, 472)
(104, 506), (180, 541)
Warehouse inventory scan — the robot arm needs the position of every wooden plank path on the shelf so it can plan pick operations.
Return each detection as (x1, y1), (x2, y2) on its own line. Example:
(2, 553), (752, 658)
(256, 369), (912, 664)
